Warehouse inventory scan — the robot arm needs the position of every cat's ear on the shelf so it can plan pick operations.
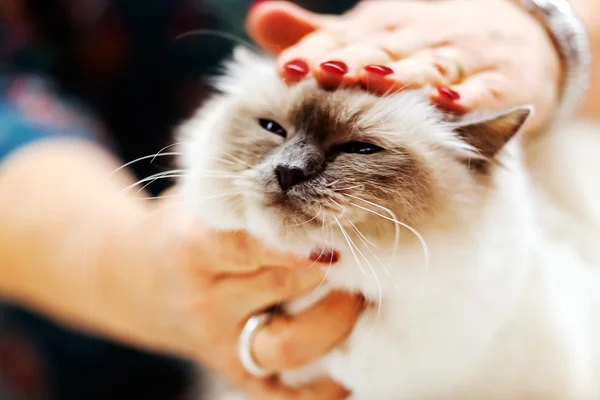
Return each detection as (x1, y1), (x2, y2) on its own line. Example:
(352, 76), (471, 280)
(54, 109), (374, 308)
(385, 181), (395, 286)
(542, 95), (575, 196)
(454, 106), (533, 170)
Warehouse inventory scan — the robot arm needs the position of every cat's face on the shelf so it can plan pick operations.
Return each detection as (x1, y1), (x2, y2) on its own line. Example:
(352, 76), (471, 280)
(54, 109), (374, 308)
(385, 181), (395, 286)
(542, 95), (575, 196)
(179, 48), (530, 252)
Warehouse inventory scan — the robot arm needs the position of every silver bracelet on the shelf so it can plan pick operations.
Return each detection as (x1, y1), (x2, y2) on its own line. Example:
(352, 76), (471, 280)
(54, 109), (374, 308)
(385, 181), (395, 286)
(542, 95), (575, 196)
(518, 0), (592, 126)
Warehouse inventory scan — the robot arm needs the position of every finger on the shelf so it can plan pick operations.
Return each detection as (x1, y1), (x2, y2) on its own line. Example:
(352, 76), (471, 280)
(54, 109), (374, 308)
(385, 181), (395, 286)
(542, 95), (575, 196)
(243, 376), (300, 400)
(313, 43), (393, 87)
(254, 239), (340, 271)
(253, 291), (365, 371)
(186, 227), (324, 272)
(243, 376), (348, 400)
(182, 228), (259, 272)
(430, 71), (513, 113)
(360, 48), (472, 96)
(258, 245), (323, 270)
(277, 31), (344, 84)
(246, 1), (332, 55)
(300, 377), (350, 400)
(218, 266), (325, 316)
(363, 56), (447, 96)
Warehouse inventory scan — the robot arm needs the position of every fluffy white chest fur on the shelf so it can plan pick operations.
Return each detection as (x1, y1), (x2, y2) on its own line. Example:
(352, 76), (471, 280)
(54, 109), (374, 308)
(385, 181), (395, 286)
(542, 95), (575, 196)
(178, 47), (600, 399)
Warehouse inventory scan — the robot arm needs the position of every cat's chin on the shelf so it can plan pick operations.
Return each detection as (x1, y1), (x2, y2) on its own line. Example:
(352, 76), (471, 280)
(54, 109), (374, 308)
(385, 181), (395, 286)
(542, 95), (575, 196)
(244, 202), (327, 258)
(181, 190), (246, 233)
(182, 186), (328, 259)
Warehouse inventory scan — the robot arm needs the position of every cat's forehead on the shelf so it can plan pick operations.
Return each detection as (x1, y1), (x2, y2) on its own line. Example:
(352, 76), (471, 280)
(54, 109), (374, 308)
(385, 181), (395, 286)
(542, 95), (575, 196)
(282, 83), (451, 148)
(286, 86), (375, 143)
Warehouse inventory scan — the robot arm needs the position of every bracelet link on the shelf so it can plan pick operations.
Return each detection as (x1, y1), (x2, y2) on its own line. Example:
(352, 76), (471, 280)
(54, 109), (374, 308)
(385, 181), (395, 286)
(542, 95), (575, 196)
(517, 0), (592, 126)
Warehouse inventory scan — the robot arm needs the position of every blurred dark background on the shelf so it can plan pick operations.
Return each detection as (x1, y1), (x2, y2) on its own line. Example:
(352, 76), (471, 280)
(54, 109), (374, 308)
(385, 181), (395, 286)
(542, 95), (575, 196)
(0, 1), (358, 399)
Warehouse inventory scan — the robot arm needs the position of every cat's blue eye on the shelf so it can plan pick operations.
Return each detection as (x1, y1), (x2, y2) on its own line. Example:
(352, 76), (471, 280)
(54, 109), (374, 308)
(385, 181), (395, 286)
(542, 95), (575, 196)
(334, 141), (384, 155)
(259, 119), (286, 138)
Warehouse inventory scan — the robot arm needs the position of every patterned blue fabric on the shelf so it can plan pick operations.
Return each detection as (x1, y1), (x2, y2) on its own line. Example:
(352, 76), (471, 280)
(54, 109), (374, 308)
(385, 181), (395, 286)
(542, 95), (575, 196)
(0, 99), (48, 162)
(0, 76), (104, 164)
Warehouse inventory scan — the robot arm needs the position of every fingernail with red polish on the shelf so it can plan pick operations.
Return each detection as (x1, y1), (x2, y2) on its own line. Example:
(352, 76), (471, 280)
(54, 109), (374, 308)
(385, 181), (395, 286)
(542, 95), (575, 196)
(309, 248), (340, 264)
(364, 64), (394, 76)
(283, 59), (309, 79)
(437, 87), (460, 101)
(320, 61), (348, 75)
(249, 0), (268, 11)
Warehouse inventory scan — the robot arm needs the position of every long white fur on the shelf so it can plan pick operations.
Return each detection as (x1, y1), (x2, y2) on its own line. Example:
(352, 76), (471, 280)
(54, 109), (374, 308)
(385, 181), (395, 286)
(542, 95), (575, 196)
(178, 48), (600, 399)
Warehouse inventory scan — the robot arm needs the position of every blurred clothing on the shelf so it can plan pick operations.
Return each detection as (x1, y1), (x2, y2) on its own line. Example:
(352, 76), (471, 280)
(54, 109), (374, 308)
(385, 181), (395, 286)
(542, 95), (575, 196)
(0, 0), (358, 399)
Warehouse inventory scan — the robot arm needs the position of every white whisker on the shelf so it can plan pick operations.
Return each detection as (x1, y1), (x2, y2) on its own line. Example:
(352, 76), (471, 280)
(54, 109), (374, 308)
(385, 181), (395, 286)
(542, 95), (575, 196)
(135, 176), (182, 196)
(350, 222), (401, 296)
(195, 191), (245, 201)
(221, 151), (253, 169)
(289, 206), (322, 228)
(211, 157), (242, 168)
(335, 217), (382, 305)
(334, 215), (383, 350)
(334, 184), (365, 192)
(347, 199), (429, 270)
(123, 170), (187, 194)
(312, 221), (335, 292)
(343, 193), (401, 258)
(110, 152), (181, 176)
(174, 29), (259, 52)
(150, 142), (184, 164)
(330, 199), (346, 218)
(226, 197), (245, 216)
(325, 179), (342, 188)
(333, 215), (367, 277)
(348, 221), (377, 248)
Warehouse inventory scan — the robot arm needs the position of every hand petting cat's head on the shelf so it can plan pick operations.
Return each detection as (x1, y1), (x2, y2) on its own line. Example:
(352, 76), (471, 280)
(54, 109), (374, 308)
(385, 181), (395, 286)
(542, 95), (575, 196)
(178, 47), (532, 255)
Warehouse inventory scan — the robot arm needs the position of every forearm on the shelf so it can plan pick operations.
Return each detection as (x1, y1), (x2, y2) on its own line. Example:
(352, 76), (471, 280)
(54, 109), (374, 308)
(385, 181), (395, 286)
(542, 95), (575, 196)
(571, 0), (600, 118)
(0, 139), (161, 351)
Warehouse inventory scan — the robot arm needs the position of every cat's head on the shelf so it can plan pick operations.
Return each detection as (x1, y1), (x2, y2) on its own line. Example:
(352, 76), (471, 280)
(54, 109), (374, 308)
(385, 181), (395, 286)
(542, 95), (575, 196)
(178, 47), (532, 254)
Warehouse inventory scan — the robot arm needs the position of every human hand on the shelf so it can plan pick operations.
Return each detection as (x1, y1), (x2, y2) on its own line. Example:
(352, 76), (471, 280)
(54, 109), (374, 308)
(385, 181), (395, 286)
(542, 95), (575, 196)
(247, 0), (562, 132)
(100, 188), (362, 400)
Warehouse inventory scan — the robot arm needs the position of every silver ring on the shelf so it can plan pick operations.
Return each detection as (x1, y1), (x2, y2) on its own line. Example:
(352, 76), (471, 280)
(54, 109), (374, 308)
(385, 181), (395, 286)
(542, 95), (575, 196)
(238, 313), (273, 378)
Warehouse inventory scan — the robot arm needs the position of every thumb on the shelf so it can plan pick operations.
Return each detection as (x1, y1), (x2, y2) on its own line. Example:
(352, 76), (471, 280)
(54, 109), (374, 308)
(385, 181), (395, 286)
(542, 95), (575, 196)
(246, 1), (330, 55)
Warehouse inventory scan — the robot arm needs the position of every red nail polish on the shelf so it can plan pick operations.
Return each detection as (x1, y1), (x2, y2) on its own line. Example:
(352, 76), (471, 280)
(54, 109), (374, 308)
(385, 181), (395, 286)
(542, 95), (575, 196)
(249, 0), (268, 11)
(320, 61), (348, 75)
(364, 64), (394, 76)
(283, 59), (309, 78)
(437, 87), (460, 101)
(309, 248), (340, 264)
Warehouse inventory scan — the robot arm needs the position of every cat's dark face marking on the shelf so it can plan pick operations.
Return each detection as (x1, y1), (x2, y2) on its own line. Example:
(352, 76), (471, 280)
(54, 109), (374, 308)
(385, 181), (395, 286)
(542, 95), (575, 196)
(261, 92), (431, 220)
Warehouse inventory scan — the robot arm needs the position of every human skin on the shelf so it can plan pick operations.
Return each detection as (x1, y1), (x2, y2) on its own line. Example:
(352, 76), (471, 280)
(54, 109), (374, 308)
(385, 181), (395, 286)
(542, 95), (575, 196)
(0, 139), (361, 399)
(247, 0), (600, 130)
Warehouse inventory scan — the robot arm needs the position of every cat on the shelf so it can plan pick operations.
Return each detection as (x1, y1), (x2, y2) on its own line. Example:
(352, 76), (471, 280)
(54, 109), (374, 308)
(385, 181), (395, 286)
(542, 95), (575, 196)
(177, 47), (600, 399)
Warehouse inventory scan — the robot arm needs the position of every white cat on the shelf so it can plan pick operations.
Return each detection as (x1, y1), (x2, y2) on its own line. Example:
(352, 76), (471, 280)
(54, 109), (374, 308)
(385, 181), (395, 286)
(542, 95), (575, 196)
(178, 47), (600, 399)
